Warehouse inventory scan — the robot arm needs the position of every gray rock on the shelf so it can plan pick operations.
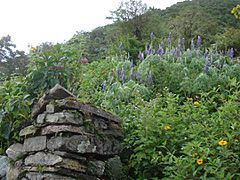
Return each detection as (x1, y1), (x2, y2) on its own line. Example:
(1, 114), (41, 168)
(6, 160), (23, 180)
(45, 112), (83, 125)
(60, 158), (87, 172)
(25, 172), (76, 180)
(36, 113), (46, 124)
(23, 136), (46, 152)
(46, 104), (55, 113)
(105, 156), (126, 180)
(24, 152), (62, 166)
(41, 125), (86, 135)
(19, 125), (38, 137)
(87, 160), (105, 176)
(0, 156), (7, 178)
(48, 84), (77, 100)
(6, 143), (25, 160)
(47, 137), (67, 151)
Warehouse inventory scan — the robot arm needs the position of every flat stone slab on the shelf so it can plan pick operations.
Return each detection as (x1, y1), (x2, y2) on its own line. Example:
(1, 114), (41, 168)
(55, 99), (121, 123)
(24, 152), (62, 166)
(41, 125), (86, 135)
(45, 112), (83, 125)
(47, 135), (122, 155)
(19, 125), (38, 137)
(6, 143), (25, 160)
(25, 172), (76, 180)
(23, 136), (46, 152)
(0, 156), (7, 178)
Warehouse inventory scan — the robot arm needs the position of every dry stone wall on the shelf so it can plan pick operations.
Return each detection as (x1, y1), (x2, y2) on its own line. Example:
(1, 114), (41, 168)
(6, 84), (124, 180)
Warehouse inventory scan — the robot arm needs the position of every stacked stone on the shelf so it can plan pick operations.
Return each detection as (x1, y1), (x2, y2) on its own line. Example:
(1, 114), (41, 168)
(6, 84), (124, 180)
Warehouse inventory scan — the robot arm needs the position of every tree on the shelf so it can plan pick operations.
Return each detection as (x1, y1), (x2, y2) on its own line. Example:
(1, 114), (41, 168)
(0, 35), (28, 77)
(107, 0), (148, 40)
(231, 4), (240, 19)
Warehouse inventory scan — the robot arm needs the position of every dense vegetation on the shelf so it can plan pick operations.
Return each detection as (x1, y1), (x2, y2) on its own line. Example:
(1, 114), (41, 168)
(0, 0), (240, 179)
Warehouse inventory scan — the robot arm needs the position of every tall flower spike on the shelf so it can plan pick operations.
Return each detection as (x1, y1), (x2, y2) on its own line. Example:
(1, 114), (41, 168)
(178, 38), (181, 50)
(138, 51), (144, 61)
(147, 71), (153, 86)
(197, 35), (201, 48)
(204, 60), (209, 74)
(102, 81), (107, 92)
(130, 68), (134, 80)
(190, 38), (194, 51)
(119, 42), (123, 51)
(210, 51), (213, 65)
(168, 32), (172, 47)
(182, 37), (185, 51)
(150, 32), (154, 41)
(204, 50), (208, 59)
(229, 48), (234, 59)
(116, 68), (121, 78)
(121, 67), (126, 82)
(130, 60), (134, 68)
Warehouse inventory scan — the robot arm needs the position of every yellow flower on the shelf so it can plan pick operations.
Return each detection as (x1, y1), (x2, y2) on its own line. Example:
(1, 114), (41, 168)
(31, 47), (36, 51)
(196, 158), (203, 165)
(164, 125), (171, 131)
(218, 140), (228, 146)
(192, 152), (198, 157)
(193, 101), (199, 105)
(187, 97), (193, 101)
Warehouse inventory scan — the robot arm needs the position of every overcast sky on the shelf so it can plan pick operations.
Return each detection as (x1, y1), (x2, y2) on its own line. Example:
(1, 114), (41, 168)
(0, 0), (185, 51)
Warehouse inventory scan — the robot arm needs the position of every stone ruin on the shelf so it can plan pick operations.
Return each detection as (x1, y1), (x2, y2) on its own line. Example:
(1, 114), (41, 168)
(5, 84), (124, 180)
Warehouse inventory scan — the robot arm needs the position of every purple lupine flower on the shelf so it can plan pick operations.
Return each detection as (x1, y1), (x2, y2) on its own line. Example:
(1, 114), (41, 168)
(182, 37), (185, 50)
(107, 72), (111, 82)
(136, 72), (140, 81)
(147, 45), (154, 55)
(157, 45), (164, 56)
(209, 51), (213, 65)
(150, 32), (154, 41)
(119, 42), (123, 50)
(197, 35), (201, 48)
(204, 60), (209, 74)
(229, 48), (234, 59)
(190, 38), (194, 51)
(116, 68), (121, 77)
(130, 68), (134, 80)
(130, 60), (134, 68)
(196, 49), (199, 58)
(204, 50), (208, 59)
(178, 38), (181, 50)
(168, 32), (172, 47)
(138, 51), (144, 61)
(217, 56), (222, 69)
(102, 81), (107, 91)
(121, 67), (126, 82)
(147, 71), (153, 86)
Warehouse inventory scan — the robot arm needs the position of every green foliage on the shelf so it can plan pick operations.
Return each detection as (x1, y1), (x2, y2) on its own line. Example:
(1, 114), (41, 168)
(0, 76), (33, 153)
(231, 4), (240, 19)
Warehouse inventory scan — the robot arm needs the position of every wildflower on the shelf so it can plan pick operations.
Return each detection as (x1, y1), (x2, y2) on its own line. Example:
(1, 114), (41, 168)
(136, 72), (140, 81)
(229, 48), (234, 59)
(204, 60), (209, 74)
(138, 51), (144, 61)
(121, 67), (126, 82)
(218, 140), (228, 146)
(194, 101), (199, 105)
(102, 81), (107, 92)
(182, 37), (185, 50)
(157, 45), (164, 56)
(190, 38), (194, 51)
(147, 71), (153, 85)
(192, 152), (198, 157)
(116, 68), (121, 77)
(119, 42), (123, 51)
(150, 32), (154, 41)
(204, 50), (208, 59)
(178, 38), (181, 50)
(31, 47), (36, 51)
(209, 51), (213, 65)
(196, 159), (203, 165)
(187, 97), (193, 101)
(197, 35), (201, 48)
(164, 125), (171, 131)
(130, 60), (134, 68)
(130, 68), (134, 80)
(80, 57), (88, 64)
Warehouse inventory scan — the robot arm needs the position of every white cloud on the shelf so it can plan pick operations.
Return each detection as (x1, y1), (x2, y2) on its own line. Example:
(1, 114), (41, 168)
(0, 0), (185, 51)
